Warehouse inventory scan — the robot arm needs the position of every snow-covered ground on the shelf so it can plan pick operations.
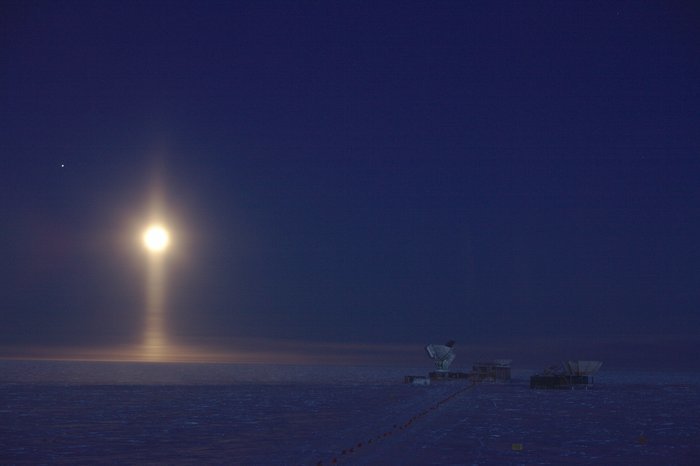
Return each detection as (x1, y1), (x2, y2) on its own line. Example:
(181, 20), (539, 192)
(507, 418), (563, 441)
(1, 361), (699, 465)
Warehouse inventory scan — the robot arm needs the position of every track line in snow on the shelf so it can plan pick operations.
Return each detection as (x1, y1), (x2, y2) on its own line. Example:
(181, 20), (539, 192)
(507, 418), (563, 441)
(313, 379), (479, 466)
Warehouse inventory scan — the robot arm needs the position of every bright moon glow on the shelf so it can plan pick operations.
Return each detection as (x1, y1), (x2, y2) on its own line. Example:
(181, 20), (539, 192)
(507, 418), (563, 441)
(143, 225), (170, 252)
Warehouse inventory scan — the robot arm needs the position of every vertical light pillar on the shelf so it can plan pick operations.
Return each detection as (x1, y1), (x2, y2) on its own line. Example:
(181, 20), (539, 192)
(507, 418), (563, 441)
(143, 225), (170, 360)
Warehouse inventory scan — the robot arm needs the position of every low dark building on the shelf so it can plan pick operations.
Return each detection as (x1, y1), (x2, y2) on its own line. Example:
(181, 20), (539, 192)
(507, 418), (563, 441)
(530, 361), (602, 390)
(472, 360), (512, 382)
(428, 370), (471, 381)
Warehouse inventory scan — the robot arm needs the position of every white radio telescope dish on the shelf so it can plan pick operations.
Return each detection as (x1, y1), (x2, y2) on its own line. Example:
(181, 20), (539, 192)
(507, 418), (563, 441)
(425, 340), (456, 371)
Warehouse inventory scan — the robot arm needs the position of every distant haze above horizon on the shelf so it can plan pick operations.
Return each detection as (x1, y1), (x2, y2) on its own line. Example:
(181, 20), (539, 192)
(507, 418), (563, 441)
(2, 1), (699, 370)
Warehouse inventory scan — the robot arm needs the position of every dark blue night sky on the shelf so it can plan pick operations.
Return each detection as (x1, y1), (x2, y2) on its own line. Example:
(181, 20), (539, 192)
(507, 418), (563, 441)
(2, 1), (699, 368)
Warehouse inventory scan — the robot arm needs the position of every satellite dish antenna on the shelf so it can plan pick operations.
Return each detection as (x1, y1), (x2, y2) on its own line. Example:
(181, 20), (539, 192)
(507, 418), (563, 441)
(564, 360), (603, 376)
(425, 340), (456, 371)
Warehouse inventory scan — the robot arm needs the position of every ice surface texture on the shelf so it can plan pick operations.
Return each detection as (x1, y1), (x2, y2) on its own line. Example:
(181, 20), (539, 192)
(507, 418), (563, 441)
(1, 361), (699, 465)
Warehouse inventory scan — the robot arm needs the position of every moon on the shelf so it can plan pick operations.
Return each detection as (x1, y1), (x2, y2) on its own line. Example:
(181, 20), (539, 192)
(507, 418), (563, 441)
(143, 225), (170, 252)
